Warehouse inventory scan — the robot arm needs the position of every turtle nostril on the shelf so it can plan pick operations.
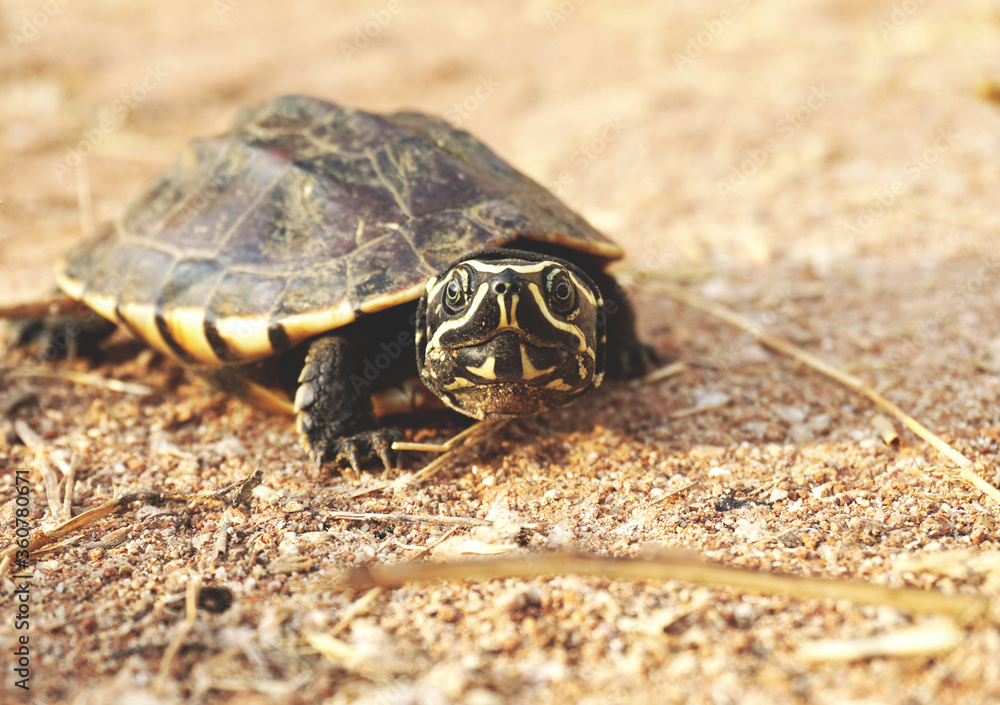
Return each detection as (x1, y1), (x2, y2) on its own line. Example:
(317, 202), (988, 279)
(492, 280), (519, 295)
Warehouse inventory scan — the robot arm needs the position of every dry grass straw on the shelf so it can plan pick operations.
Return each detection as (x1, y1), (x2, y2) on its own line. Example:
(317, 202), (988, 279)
(343, 553), (989, 624)
(348, 418), (509, 498)
(9, 367), (154, 396)
(658, 284), (1000, 505)
(391, 418), (499, 453)
(629, 360), (685, 388)
(795, 617), (964, 662)
(326, 511), (492, 527)
(871, 414), (901, 448)
(669, 393), (731, 419)
(316, 525), (463, 642)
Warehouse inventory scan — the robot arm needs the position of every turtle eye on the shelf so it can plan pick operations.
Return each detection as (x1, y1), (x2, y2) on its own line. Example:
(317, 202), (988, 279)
(546, 269), (577, 315)
(442, 269), (470, 315)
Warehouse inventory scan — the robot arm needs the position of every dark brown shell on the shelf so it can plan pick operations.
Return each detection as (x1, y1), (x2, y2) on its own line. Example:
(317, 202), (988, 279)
(57, 95), (622, 365)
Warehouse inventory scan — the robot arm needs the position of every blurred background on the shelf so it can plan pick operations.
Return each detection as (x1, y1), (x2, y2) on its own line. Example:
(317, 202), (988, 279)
(2, 0), (999, 305)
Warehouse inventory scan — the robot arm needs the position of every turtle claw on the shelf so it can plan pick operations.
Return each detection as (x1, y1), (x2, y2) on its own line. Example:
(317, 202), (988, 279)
(338, 438), (363, 475)
(295, 335), (402, 474)
(370, 432), (397, 471)
(309, 428), (402, 474)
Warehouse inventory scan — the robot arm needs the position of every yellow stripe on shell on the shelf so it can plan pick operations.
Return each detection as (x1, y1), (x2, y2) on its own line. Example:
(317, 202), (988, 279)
(523, 230), (623, 261)
(213, 314), (275, 358)
(79, 291), (119, 325)
(116, 302), (175, 358)
(54, 264), (87, 303)
(358, 282), (425, 314)
(279, 300), (356, 352)
(161, 306), (221, 364)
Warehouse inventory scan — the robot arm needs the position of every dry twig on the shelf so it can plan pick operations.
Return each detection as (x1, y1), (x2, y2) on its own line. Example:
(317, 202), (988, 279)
(9, 367), (154, 396)
(644, 481), (696, 508)
(796, 617), (964, 662)
(349, 419), (509, 498)
(344, 554), (989, 624)
(628, 360), (686, 388)
(669, 395), (731, 419)
(323, 525), (463, 638)
(872, 415), (901, 449)
(327, 511), (492, 528)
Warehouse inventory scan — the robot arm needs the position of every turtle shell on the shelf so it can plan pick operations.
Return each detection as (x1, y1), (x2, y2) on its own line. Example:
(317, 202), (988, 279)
(57, 95), (623, 366)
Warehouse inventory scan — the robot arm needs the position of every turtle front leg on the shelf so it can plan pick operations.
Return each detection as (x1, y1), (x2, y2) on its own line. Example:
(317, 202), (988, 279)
(295, 335), (401, 473)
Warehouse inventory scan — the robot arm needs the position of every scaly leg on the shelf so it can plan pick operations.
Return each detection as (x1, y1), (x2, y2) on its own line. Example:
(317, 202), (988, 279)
(294, 335), (401, 473)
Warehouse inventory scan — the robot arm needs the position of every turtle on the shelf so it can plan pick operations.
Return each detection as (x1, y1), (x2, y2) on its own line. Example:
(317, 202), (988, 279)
(50, 95), (660, 471)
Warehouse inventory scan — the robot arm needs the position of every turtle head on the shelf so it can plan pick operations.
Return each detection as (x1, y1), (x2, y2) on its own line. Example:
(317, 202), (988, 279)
(416, 249), (606, 420)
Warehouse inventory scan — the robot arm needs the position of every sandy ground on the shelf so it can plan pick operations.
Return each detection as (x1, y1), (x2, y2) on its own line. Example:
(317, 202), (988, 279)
(3, 1), (1000, 703)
